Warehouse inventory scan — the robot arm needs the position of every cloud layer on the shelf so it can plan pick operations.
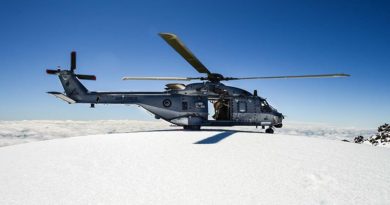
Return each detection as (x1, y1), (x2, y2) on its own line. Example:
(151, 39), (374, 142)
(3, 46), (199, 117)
(0, 120), (375, 147)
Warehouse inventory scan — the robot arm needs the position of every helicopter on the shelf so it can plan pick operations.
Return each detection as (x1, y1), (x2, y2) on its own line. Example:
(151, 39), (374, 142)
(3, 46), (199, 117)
(46, 33), (350, 133)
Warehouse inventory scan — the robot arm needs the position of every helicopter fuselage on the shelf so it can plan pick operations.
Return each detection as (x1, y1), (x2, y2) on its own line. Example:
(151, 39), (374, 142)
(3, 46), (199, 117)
(49, 71), (283, 131)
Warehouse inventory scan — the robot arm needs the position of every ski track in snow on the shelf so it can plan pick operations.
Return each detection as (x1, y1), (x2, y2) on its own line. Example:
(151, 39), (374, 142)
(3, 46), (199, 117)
(0, 120), (376, 147)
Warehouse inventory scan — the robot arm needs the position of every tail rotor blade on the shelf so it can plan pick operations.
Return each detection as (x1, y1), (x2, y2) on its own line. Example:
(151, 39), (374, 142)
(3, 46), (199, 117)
(75, 74), (96, 80)
(46, 69), (60, 75)
(70, 51), (76, 72)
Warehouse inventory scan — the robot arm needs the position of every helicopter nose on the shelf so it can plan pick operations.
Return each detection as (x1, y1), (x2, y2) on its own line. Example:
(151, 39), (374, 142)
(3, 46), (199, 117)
(273, 110), (283, 118)
(273, 112), (284, 128)
(277, 113), (283, 121)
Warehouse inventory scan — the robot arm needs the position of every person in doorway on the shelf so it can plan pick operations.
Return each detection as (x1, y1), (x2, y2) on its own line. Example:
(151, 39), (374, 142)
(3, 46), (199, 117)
(213, 98), (229, 120)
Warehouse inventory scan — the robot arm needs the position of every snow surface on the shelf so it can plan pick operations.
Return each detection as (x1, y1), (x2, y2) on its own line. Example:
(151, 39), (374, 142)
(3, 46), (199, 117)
(0, 120), (375, 147)
(0, 131), (389, 204)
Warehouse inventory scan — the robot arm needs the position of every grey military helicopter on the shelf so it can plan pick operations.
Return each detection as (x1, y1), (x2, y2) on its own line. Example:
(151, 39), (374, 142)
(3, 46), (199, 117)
(46, 33), (350, 133)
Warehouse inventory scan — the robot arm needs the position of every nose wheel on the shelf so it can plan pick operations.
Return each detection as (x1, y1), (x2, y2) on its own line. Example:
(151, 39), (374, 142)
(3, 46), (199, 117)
(265, 127), (274, 134)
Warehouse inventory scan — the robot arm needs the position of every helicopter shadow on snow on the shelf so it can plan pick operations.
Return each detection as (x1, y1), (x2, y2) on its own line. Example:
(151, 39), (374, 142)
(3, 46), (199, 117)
(121, 128), (268, 144)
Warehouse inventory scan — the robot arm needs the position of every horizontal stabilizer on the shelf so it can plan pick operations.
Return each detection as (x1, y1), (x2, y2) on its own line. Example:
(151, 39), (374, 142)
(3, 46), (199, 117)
(47, 92), (76, 104)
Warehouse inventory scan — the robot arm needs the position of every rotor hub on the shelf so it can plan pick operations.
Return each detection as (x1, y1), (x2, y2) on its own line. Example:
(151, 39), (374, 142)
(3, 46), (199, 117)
(208, 73), (225, 83)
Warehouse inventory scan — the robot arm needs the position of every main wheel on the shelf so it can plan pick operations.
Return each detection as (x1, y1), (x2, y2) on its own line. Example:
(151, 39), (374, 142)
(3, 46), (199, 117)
(183, 125), (201, 130)
(265, 128), (274, 134)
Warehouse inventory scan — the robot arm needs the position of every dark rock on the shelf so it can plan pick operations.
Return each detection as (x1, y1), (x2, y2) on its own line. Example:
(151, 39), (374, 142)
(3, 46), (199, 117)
(367, 124), (390, 145)
(354, 123), (390, 146)
(354, 136), (364, 144)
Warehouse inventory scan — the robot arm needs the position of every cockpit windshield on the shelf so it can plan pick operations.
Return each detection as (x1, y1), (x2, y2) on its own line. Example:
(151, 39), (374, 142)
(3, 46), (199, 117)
(260, 99), (272, 113)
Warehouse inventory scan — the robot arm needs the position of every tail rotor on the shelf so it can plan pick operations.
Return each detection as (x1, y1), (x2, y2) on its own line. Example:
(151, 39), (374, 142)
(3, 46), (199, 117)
(46, 51), (96, 80)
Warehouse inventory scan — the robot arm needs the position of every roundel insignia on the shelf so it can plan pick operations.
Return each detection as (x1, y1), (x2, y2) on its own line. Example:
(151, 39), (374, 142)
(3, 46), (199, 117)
(162, 99), (172, 107)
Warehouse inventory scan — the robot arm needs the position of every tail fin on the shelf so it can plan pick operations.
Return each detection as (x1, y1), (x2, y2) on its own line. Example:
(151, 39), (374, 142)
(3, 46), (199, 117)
(58, 71), (89, 101)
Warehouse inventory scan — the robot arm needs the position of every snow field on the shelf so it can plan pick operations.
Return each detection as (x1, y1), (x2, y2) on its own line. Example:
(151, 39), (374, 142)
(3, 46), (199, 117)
(0, 131), (389, 204)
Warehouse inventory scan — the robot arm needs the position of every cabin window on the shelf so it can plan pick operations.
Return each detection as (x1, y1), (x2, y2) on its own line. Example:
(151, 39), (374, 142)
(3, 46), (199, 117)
(182, 101), (188, 110)
(238, 101), (246, 113)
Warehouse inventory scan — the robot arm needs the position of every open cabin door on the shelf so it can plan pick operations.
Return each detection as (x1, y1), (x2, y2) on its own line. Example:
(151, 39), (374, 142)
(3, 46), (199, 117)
(209, 97), (232, 121)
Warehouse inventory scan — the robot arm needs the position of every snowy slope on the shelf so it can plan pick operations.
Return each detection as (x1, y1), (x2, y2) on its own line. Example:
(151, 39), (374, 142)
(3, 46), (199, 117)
(0, 131), (389, 204)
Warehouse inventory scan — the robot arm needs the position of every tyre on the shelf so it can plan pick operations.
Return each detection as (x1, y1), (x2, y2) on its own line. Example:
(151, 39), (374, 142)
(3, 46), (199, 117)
(183, 125), (201, 130)
(265, 128), (274, 134)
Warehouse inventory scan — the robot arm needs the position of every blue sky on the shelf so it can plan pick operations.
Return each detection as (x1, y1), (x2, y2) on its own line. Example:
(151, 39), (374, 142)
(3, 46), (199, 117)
(0, 0), (389, 128)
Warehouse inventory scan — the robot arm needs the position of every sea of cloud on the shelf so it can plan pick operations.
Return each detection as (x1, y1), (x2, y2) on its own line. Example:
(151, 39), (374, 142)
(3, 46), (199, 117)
(0, 120), (376, 147)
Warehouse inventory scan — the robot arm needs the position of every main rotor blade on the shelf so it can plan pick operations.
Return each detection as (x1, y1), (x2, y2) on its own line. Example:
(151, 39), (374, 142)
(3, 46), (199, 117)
(122, 76), (200, 81)
(225, 73), (350, 80)
(159, 33), (212, 75)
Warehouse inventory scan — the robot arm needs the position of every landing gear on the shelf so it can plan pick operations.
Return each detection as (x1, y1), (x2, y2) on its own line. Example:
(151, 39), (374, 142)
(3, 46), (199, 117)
(183, 125), (201, 130)
(265, 127), (274, 134)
